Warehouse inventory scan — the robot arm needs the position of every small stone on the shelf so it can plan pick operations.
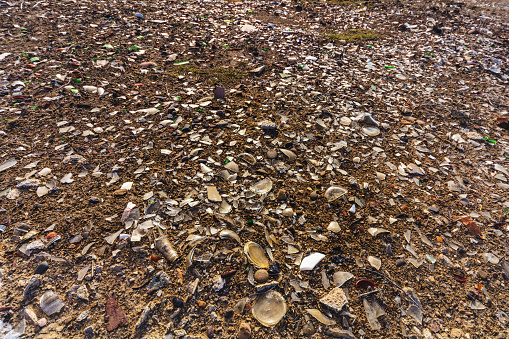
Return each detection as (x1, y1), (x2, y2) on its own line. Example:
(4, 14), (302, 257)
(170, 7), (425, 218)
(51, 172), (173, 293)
(110, 264), (123, 272)
(23, 275), (42, 300)
(310, 191), (318, 200)
(303, 322), (315, 336)
(37, 318), (47, 328)
(214, 86), (226, 100)
(207, 326), (214, 338)
(268, 261), (280, 275)
(277, 189), (287, 201)
(259, 120), (277, 131)
(254, 269), (269, 283)
(211, 275), (225, 292)
(40, 290), (64, 316)
(172, 296), (185, 308)
(197, 300), (207, 308)
(34, 261), (49, 275)
(238, 322), (251, 339)
(340, 117), (352, 126)
(20, 307), (38, 324)
(267, 150), (277, 159)
(225, 308), (234, 318)
(89, 196), (100, 204)
(113, 189), (127, 196)
(396, 259), (406, 267)
(84, 326), (94, 337)
(105, 293), (128, 331)
(478, 270), (488, 280)
(428, 206), (439, 213)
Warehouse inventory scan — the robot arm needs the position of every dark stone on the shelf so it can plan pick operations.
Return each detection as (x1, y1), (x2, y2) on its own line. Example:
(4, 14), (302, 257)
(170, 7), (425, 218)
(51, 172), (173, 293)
(396, 259), (406, 267)
(224, 308), (234, 318)
(214, 86), (225, 100)
(172, 296), (185, 308)
(268, 261), (280, 275)
(34, 261), (49, 275)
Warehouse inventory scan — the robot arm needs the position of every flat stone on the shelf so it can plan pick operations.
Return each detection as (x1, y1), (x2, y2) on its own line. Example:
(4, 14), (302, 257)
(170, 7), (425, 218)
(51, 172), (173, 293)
(319, 287), (348, 312)
(327, 328), (357, 339)
(23, 275), (42, 300)
(106, 293), (128, 331)
(260, 120), (277, 130)
(207, 186), (222, 202)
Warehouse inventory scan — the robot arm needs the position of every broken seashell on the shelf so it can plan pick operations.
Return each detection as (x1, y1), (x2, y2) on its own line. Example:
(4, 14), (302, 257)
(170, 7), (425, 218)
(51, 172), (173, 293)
(324, 186), (347, 202)
(250, 178), (273, 194)
(252, 290), (287, 327)
(300, 253), (326, 271)
(244, 241), (269, 268)
(219, 229), (241, 244)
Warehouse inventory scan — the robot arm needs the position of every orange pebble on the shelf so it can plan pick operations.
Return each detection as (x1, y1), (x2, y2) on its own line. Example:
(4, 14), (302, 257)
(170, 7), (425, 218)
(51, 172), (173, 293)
(46, 232), (58, 240)
(436, 236), (443, 243)
(150, 254), (161, 262)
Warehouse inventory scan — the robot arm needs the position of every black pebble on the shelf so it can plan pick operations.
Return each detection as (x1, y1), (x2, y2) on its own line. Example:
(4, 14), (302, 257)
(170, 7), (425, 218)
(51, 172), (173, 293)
(34, 261), (49, 275)
(172, 296), (185, 308)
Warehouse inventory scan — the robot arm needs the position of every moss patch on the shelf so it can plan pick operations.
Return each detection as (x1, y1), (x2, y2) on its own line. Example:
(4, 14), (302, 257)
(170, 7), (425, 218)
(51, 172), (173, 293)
(326, 29), (380, 42)
(171, 65), (246, 84)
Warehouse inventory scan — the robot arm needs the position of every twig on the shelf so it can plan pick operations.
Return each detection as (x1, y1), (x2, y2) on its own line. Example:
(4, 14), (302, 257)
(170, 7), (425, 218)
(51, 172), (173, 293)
(359, 268), (423, 311)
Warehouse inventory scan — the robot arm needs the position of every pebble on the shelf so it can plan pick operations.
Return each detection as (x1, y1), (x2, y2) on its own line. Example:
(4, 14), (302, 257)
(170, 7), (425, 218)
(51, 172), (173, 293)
(37, 318), (47, 327)
(34, 261), (49, 275)
(276, 189), (287, 201)
(396, 259), (406, 267)
(172, 296), (185, 308)
(207, 326), (214, 338)
(254, 269), (269, 283)
(267, 150), (277, 159)
(238, 322), (251, 339)
(84, 326), (94, 337)
(303, 322), (315, 336)
(478, 270), (488, 279)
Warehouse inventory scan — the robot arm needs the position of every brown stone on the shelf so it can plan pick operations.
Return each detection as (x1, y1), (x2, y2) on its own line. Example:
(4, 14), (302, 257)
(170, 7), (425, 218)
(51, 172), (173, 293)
(113, 189), (127, 196)
(105, 293), (128, 331)
(254, 269), (269, 283)
(238, 322), (251, 339)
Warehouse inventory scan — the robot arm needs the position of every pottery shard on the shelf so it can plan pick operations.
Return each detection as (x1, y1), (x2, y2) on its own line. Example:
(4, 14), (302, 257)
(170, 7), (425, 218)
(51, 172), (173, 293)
(106, 293), (128, 331)
(319, 287), (348, 312)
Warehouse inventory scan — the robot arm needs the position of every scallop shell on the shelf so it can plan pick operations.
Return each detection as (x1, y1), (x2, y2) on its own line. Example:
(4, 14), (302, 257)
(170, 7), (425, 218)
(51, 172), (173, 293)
(244, 241), (269, 268)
